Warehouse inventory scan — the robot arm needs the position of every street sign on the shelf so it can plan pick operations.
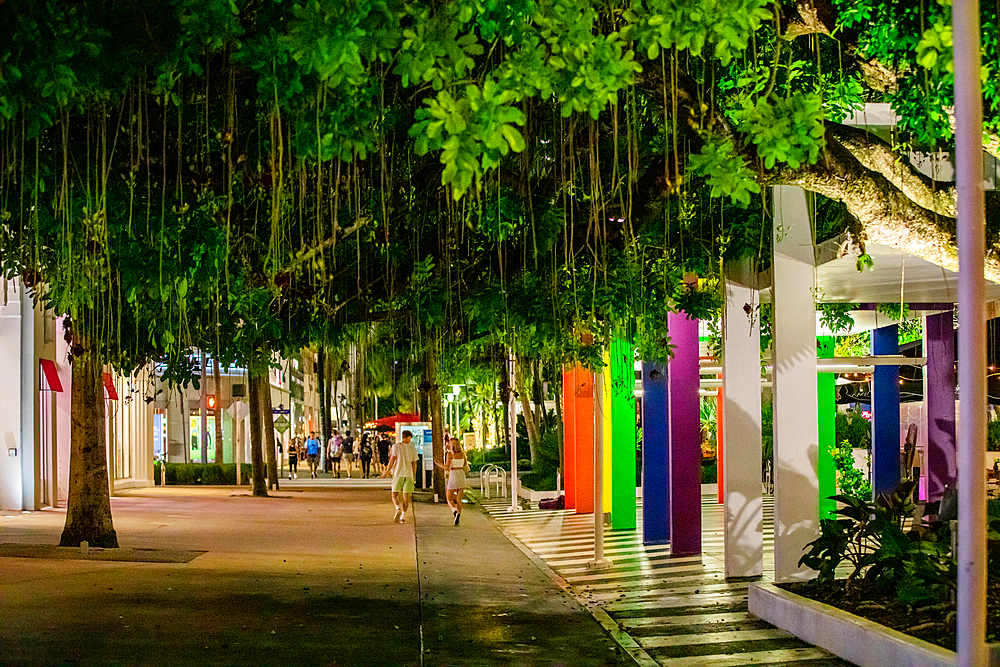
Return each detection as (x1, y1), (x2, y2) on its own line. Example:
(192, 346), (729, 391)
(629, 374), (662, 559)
(273, 403), (290, 415)
(273, 415), (290, 434)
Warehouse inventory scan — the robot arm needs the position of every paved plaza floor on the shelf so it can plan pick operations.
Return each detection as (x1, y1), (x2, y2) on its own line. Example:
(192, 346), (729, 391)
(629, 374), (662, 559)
(0, 483), (627, 667)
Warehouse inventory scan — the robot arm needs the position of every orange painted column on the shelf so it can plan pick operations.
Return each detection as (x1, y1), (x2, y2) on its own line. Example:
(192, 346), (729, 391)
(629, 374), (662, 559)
(568, 365), (595, 514)
(563, 367), (578, 510)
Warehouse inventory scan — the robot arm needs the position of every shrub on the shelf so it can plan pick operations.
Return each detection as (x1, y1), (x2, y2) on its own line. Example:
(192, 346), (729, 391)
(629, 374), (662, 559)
(701, 462), (717, 484)
(156, 462), (252, 485)
(831, 438), (872, 499)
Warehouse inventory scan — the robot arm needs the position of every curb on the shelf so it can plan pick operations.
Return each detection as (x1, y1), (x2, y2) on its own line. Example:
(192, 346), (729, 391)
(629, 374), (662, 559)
(469, 494), (658, 667)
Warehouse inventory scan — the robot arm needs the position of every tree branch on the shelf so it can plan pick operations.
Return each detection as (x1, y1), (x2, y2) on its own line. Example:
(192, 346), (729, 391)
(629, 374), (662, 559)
(830, 123), (956, 218)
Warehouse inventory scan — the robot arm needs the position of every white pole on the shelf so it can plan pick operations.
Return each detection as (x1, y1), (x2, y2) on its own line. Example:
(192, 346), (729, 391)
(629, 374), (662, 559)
(588, 366), (611, 569)
(955, 1), (988, 664)
(508, 349), (521, 512)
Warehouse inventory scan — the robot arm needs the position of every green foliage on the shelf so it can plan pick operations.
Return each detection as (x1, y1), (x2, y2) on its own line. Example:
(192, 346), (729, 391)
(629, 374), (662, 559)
(817, 303), (858, 335)
(155, 462), (252, 485)
(624, 0), (773, 65)
(686, 138), (761, 206)
(500, 0), (640, 119)
(701, 462), (717, 484)
(835, 409), (872, 451)
(411, 78), (527, 199)
(520, 432), (559, 490)
(799, 480), (916, 590)
(736, 92), (827, 170)
(831, 438), (872, 499)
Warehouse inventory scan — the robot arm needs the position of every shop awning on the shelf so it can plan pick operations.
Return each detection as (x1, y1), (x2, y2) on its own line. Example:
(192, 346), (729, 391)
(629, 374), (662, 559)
(39, 359), (63, 392)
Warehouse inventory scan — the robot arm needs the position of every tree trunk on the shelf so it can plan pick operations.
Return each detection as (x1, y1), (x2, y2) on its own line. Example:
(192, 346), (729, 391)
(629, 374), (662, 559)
(318, 347), (330, 443)
(213, 356), (224, 464)
(514, 352), (541, 463)
(247, 368), (268, 497)
(317, 347), (329, 472)
(499, 353), (511, 458)
(59, 333), (118, 548)
(423, 336), (446, 497)
(259, 372), (279, 489)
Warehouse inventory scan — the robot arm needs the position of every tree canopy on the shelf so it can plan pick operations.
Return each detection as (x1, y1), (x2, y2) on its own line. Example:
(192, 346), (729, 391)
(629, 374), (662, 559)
(0, 0), (995, 383)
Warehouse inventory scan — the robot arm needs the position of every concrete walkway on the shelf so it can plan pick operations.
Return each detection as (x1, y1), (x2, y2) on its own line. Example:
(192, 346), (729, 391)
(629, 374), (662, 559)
(0, 486), (629, 667)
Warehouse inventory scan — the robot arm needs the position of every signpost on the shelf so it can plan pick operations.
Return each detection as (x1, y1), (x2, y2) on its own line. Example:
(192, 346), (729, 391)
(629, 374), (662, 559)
(273, 415), (291, 434)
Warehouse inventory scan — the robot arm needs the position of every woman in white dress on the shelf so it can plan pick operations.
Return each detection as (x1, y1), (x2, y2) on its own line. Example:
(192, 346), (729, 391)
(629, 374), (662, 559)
(436, 437), (468, 525)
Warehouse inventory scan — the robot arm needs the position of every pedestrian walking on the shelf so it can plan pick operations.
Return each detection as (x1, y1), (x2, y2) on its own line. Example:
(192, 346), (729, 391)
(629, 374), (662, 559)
(359, 432), (374, 478)
(341, 430), (356, 478)
(381, 429), (418, 523)
(305, 431), (321, 478)
(376, 433), (391, 476)
(328, 430), (342, 478)
(436, 437), (469, 525)
(287, 439), (299, 479)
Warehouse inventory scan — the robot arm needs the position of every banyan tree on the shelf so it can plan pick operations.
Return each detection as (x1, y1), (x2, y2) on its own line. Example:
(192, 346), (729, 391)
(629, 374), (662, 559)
(0, 0), (994, 542)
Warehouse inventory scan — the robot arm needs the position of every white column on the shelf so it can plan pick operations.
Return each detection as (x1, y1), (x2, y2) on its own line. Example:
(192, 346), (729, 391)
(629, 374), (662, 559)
(954, 0), (988, 662)
(0, 287), (25, 509)
(771, 185), (820, 582)
(722, 263), (763, 578)
(20, 286), (39, 510)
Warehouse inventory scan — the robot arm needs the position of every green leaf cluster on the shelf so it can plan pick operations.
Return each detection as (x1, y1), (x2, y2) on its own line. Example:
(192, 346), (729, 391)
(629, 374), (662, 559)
(736, 92), (826, 169)
(411, 78), (526, 198)
(624, 0), (772, 65)
(686, 138), (761, 206)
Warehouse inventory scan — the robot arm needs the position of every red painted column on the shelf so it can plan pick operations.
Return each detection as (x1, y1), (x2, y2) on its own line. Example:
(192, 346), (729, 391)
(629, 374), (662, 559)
(570, 366), (595, 514)
(563, 367), (578, 510)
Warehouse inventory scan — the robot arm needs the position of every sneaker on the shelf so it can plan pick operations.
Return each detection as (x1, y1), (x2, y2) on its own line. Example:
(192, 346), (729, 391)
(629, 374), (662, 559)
(393, 509), (402, 523)
(454, 513), (460, 526)
(399, 517), (406, 524)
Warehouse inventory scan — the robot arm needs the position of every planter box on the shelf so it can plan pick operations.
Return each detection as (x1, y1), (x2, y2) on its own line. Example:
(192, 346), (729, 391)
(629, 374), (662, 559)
(749, 582), (1000, 667)
(517, 484), (563, 503)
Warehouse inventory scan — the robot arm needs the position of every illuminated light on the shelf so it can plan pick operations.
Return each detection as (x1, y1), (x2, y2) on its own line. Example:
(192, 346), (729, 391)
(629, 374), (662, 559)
(207, 395), (217, 409)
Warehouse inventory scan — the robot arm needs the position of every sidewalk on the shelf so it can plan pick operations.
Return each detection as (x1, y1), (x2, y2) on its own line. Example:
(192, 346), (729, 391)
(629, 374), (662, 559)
(0, 486), (630, 667)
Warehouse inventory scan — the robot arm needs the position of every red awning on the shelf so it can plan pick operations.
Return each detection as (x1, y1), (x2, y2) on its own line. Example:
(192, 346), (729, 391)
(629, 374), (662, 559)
(103, 372), (118, 400)
(39, 359), (63, 392)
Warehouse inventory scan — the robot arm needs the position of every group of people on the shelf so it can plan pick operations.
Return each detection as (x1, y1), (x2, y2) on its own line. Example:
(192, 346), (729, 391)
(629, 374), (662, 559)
(287, 426), (470, 527)
(382, 431), (468, 526)
(326, 430), (391, 478)
(284, 430), (392, 479)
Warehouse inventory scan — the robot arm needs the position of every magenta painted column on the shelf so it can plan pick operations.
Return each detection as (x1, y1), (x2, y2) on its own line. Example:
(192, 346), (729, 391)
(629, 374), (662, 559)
(668, 312), (701, 555)
(925, 310), (957, 502)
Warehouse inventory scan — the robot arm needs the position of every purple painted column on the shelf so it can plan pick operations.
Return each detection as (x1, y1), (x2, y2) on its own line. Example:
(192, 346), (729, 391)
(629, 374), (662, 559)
(668, 312), (701, 555)
(926, 310), (957, 502)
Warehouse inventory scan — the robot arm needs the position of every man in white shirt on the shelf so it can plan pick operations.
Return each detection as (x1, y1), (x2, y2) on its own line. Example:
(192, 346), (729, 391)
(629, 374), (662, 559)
(381, 430), (418, 523)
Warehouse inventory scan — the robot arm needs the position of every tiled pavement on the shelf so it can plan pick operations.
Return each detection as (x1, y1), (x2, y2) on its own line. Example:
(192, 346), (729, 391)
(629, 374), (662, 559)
(476, 493), (854, 667)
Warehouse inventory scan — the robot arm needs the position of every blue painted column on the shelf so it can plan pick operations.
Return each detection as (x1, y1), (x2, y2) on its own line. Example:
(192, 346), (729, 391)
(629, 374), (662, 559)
(668, 312), (701, 555)
(872, 324), (901, 496)
(642, 361), (669, 545)
(925, 311), (957, 501)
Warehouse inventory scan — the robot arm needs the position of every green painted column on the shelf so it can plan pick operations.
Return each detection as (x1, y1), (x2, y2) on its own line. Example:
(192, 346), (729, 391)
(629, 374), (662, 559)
(817, 336), (837, 520)
(610, 336), (637, 530)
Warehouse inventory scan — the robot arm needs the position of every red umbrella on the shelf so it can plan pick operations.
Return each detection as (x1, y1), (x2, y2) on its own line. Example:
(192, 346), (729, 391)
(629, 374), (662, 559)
(369, 413), (422, 431)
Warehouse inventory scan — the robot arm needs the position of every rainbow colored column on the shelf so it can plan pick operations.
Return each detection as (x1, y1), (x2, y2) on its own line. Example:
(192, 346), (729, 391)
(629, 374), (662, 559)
(641, 361), (669, 544)
(563, 365), (595, 513)
(562, 367), (578, 510)
(610, 336), (637, 530)
(925, 311), (957, 501)
(872, 324), (901, 496)
(668, 312), (701, 555)
(817, 336), (837, 519)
